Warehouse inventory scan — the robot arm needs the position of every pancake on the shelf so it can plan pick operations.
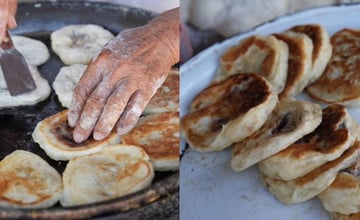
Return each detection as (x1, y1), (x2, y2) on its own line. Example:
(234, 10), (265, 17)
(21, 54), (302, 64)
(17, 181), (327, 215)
(307, 29), (360, 107)
(32, 110), (120, 161)
(259, 104), (358, 180)
(181, 73), (278, 152)
(13, 35), (50, 66)
(143, 68), (179, 115)
(51, 24), (114, 65)
(273, 31), (313, 99)
(319, 160), (360, 215)
(231, 99), (322, 172)
(329, 212), (360, 220)
(53, 64), (87, 108)
(60, 144), (154, 207)
(260, 142), (360, 204)
(290, 24), (332, 85)
(121, 111), (179, 171)
(214, 35), (289, 93)
(0, 150), (62, 208)
(0, 65), (51, 109)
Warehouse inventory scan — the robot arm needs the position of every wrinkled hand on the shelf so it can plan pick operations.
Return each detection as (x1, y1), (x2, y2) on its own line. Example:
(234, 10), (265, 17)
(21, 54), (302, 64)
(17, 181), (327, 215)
(68, 8), (179, 143)
(0, 0), (17, 42)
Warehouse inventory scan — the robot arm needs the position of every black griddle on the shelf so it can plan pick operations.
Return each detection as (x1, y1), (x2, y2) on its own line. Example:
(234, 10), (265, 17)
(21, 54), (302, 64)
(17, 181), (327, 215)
(0, 1), (178, 219)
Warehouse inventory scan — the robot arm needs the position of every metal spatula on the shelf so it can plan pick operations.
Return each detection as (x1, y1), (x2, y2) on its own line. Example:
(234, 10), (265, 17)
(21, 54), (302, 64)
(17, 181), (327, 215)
(0, 31), (36, 96)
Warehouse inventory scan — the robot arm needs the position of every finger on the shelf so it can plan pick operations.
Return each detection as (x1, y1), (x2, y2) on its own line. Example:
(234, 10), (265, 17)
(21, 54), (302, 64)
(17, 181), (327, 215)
(0, 0), (9, 42)
(116, 90), (151, 135)
(68, 64), (102, 128)
(93, 80), (135, 140)
(7, 0), (17, 29)
(72, 78), (115, 143)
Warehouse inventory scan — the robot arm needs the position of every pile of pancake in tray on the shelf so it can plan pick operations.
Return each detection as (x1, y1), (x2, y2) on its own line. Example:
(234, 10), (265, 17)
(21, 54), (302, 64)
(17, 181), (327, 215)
(0, 24), (179, 208)
(181, 24), (360, 219)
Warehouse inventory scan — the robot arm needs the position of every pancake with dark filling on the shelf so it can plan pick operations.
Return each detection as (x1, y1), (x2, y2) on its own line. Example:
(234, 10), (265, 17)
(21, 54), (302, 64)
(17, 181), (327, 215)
(181, 73), (278, 152)
(259, 104), (359, 180)
(32, 110), (120, 161)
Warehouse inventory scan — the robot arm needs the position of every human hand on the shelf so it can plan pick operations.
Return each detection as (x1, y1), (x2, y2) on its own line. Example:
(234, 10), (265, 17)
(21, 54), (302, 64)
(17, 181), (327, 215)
(68, 8), (179, 143)
(0, 0), (17, 42)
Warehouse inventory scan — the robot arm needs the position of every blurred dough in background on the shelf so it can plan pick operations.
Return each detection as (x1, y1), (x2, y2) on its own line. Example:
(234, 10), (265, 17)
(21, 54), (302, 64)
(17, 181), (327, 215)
(181, 0), (360, 37)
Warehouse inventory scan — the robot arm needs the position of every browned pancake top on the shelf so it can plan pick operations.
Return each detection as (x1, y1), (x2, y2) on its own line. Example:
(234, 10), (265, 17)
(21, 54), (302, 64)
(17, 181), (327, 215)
(0, 171), (52, 206)
(146, 69), (179, 112)
(273, 33), (308, 99)
(309, 29), (360, 102)
(295, 142), (360, 186)
(121, 112), (179, 161)
(276, 104), (349, 159)
(329, 172), (358, 189)
(290, 24), (323, 63)
(182, 73), (272, 149)
(220, 36), (276, 77)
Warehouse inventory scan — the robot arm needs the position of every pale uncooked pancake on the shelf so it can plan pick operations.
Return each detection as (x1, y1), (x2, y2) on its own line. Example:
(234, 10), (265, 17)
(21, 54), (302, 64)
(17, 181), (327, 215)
(181, 73), (277, 152)
(259, 104), (358, 180)
(214, 35), (289, 93)
(122, 111), (179, 171)
(13, 35), (50, 66)
(32, 110), (120, 161)
(260, 142), (360, 204)
(231, 99), (322, 172)
(51, 24), (114, 65)
(143, 68), (179, 115)
(0, 150), (62, 208)
(53, 64), (87, 108)
(60, 144), (154, 207)
(0, 65), (51, 109)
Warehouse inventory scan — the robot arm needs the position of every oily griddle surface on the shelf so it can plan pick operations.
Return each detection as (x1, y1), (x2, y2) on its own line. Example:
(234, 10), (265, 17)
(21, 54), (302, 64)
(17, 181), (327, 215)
(0, 1), (177, 216)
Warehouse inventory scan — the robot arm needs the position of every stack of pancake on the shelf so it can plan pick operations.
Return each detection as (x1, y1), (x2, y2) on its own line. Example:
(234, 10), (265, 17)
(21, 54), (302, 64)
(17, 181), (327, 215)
(181, 24), (360, 219)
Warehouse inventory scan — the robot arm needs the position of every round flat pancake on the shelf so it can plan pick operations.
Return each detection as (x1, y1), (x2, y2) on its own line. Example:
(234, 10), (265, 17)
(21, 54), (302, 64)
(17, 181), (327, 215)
(51, 24), (114, 65)
(181, 73), (278, 152)
(259, 104), (358, 180)
(231, 99), (322, 172)
(307, 29), (360, 107)
(32, 110), (121, 161)
(0, 150), (62, 208)
(214, 35), (289, 93)
(122, 111), (179, 171)
(60, 144), (154, 207)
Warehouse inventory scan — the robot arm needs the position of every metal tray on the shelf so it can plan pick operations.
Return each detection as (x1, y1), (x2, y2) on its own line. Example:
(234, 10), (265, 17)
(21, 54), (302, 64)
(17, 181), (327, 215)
(0, 1), (178, 219)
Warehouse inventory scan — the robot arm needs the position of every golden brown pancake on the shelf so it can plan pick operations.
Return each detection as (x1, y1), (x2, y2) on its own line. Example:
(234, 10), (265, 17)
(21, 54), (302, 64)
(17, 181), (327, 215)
(60, 144), (154, 207)
(273, 31), (313, 99)
(290, 24), (332, 85)
(214, 35), (288, 93)
(319, 159), (360, 216)
(0, 150), (62, 208)
(121, 111), (179, 171)
(259, 104), (358, 180)
(32, 110), (120, 161)
(307, 29), (360, 107)
(143, 68), (179, 114)
(260, 142), (360, 204)
(231, 99), (322, 172)
(181, 73), (277, 152)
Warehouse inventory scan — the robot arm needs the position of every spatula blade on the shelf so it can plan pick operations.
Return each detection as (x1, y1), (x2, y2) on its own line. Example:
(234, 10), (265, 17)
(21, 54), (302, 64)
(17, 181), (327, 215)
(0, 31), (36, 96)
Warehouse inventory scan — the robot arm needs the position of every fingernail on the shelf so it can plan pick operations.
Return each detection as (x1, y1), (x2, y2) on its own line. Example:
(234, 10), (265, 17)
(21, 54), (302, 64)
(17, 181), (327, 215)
(93, 132), (105, 141)
(73, 133), (84, 143)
